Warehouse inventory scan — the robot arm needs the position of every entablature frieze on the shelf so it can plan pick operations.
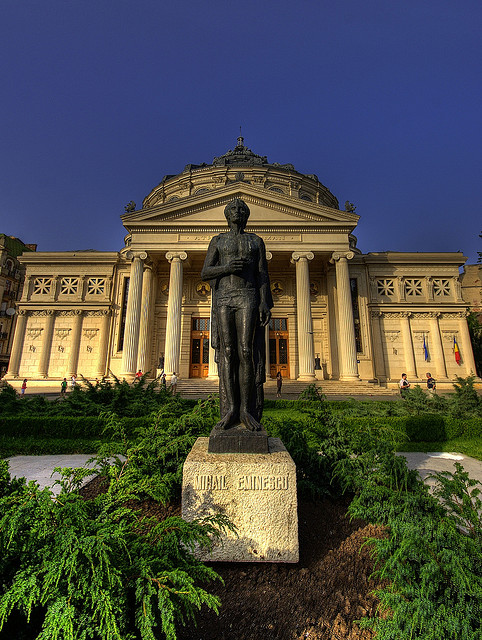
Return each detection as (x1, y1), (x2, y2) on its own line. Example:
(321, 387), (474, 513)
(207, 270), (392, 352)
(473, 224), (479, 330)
(370, 309), (468, 319)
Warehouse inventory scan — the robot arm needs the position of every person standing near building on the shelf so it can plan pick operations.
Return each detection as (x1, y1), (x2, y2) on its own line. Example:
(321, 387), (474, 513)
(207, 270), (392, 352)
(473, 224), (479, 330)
(276, 370), (282, 398)
(170, 372), (178, 395)
(426, 372), (436, 394)
(160, 371), (167, 391)
(60, 378), (67, 395)
(21, 379), (27, 396)
(71, 375), (76, 390)
(399, 373), (410, 396)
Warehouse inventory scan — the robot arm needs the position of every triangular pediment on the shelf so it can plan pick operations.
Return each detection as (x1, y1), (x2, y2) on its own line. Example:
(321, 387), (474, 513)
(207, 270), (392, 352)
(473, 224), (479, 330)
(122, 183), (358, 233)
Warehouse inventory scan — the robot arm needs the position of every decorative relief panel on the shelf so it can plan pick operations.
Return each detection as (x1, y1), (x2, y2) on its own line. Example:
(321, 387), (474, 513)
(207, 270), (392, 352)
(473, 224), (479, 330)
(83, 328), (99, 340)
(442, 330), (459, 341)
(55, 328), (71, 340)
(26, 327), (43, 340)
(383, 330), (400, 342)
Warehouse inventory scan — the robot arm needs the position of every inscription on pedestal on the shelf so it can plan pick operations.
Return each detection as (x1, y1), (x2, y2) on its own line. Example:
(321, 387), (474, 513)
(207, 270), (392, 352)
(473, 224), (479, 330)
(194, 474), (289, 491)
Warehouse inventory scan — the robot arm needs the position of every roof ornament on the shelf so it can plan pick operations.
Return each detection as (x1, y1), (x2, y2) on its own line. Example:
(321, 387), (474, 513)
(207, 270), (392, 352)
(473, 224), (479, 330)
(237, 126), (244, 148)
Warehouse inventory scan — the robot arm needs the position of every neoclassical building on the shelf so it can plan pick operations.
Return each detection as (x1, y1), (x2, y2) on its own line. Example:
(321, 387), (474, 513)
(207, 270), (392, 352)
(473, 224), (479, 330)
(5, 138), (479, 389)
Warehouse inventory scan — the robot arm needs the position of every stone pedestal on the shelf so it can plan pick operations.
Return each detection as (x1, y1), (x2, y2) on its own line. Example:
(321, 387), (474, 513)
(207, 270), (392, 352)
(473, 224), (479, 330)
(182, 437), (298, 563)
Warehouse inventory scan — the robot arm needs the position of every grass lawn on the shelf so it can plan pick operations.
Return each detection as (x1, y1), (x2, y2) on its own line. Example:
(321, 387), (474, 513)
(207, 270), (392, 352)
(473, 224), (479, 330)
(398, 438), (482, 461)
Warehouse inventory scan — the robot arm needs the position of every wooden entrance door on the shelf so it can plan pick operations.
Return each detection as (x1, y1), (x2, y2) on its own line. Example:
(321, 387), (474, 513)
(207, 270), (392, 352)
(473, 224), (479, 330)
(269, 318), (290, 378)
(190, 318), (210, 378)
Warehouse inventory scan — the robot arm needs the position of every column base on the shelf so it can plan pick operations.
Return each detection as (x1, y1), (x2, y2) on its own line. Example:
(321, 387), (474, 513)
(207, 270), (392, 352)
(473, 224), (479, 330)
(297, 374), (316, 382)
(339, 375), (361, 382)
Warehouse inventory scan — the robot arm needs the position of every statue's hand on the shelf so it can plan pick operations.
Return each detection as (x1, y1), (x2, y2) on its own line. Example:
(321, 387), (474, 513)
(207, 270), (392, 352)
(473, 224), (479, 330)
(227, 258), (246, 274)
(259, 303), (271, 327)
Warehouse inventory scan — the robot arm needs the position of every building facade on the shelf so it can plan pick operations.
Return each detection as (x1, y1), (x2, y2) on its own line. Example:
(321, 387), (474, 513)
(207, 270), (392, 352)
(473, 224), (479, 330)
(0, 235), (36, 377)
(4, 139), (479, 389)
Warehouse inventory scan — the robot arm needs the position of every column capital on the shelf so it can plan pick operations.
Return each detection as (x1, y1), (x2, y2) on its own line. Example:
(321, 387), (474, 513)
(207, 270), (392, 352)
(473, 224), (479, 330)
(291, 251), (314, 263)
(330, 251), (355, 263)
(166, 251), (188, 263)
(126, 250), (148, 261)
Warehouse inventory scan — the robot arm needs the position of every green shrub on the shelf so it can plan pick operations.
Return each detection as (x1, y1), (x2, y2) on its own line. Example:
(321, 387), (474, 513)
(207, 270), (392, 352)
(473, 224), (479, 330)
(0, 458), (230, 640)
(404, 414), (446, 442)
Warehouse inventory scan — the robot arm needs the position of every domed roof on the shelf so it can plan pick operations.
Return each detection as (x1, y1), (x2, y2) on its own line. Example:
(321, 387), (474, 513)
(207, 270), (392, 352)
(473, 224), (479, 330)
(142, 138), (339, 210)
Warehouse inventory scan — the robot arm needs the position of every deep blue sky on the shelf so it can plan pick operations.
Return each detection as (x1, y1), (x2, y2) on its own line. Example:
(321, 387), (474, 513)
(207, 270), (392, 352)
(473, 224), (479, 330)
(1, 0), (481, 264)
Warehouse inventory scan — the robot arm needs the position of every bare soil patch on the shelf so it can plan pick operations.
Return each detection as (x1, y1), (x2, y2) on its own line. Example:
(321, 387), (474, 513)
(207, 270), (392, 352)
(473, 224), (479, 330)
(80, 478), (387, 640)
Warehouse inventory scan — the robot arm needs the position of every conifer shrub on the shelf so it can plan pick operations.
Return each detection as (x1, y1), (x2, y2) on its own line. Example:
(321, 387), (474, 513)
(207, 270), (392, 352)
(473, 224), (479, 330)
(0, 397), (230, 640)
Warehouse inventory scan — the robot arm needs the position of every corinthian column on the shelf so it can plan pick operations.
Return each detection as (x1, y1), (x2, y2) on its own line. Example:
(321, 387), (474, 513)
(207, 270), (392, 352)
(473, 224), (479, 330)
(400, 312), (417, 378)
(67, 310), (83, 377)
(137, 266), (154, 375)
(5, 309), (28, 378)
(164, 251), (187, 377)
(96, 309), (111, 378)
(428, 312), (447, 379)
(38, 310), (56, 378)
(291, 251), (316, 381)
(121, 252), (147, 379)
(331, 252), (359, 380)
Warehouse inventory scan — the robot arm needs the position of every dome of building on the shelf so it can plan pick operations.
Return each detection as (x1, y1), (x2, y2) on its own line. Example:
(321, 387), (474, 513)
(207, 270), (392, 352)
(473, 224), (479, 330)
(142, 137), (339, 210)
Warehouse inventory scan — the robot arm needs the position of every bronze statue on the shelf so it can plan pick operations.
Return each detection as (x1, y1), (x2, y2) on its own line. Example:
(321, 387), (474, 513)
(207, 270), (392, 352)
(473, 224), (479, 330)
(202, 198), (272, 440)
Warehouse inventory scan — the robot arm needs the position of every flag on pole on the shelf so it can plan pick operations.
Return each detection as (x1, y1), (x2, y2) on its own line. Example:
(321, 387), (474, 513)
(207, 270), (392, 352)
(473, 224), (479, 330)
(423, 336), (428, 361)
(454, 336), (461, 365)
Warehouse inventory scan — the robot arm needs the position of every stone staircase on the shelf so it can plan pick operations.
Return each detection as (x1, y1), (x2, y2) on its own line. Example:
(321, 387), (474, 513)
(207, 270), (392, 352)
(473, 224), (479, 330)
(175, 378), (398, 399)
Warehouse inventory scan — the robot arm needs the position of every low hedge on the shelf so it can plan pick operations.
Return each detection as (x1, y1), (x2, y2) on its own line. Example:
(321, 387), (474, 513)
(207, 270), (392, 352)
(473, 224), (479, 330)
(0, 415), (153, 438)
(343, 415), (482, 442)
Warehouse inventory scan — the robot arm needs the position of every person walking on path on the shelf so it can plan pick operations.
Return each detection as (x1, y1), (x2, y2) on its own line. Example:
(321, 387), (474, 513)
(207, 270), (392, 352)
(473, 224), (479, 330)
(276, 370), (282, 398)
(170, 372), (178, 395)
(70, 375), (76, 391)
(21, 379), (27, 396)
(60, 378), (68, 396)
(399, 373), (410, 396)
(426, 372), (436, 394)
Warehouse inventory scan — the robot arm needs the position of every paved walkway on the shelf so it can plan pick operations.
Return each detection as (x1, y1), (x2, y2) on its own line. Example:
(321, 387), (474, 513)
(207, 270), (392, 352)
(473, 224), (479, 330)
(5, 451), (482, 496)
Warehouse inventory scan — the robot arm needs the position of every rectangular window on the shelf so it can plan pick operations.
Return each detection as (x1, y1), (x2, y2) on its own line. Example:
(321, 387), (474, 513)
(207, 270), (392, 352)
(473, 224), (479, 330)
(118, 278), (130, 351)
(87, 278), (106, 295)
(60, 277), (80, 295)
(269, 318), (287, 331)
(376, 279), (395, 296)
(433, 279), (451, 296)
(350, 278), (363, 353)
(33, 278), (53, 295)
(405, 279), (423, 296)
(192, 318), (210, 331)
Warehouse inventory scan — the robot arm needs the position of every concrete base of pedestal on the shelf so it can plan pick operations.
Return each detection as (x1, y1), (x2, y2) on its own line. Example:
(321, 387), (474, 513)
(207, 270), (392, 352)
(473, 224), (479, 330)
(181, 437), (298, 563)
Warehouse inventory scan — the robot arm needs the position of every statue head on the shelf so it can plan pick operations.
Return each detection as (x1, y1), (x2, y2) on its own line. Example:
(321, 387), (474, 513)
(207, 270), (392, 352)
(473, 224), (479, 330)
(224, 198), (250, 227)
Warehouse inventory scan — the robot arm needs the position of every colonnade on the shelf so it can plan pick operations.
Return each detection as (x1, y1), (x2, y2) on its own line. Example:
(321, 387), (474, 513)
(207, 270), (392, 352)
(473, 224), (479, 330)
(5, 308), (111, 379)
(116, 248), (360, 381)
(375, 310), (477, 381)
